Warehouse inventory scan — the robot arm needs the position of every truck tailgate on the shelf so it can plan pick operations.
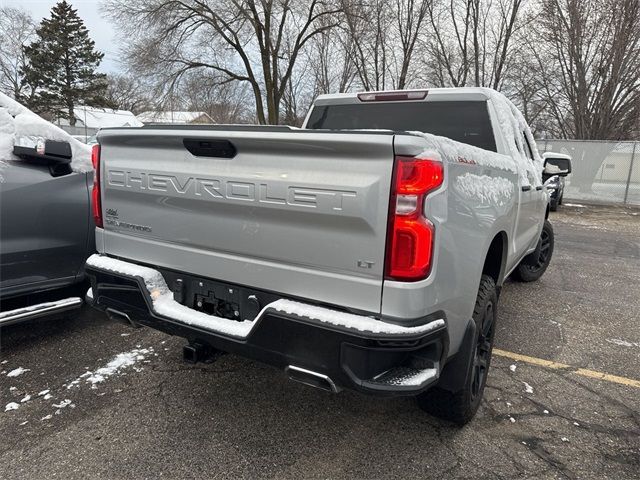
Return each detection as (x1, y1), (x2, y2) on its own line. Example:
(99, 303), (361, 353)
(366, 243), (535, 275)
(97, 129), (395, 313)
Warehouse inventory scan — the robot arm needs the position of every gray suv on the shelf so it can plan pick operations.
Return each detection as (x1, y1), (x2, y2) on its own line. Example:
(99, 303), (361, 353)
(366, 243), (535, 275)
(0, 139), (94, 325)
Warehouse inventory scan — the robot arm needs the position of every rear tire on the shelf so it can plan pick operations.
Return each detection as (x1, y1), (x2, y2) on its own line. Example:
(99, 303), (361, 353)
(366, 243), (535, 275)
(416, 275), (497, 425)
(512, 220), (554, 282)
(550, 198), (558, 211)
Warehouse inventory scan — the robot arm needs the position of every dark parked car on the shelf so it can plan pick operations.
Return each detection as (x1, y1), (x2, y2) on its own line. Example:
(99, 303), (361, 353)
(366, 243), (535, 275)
(0, 139), (95, 326)
(542, 152), (572, 211)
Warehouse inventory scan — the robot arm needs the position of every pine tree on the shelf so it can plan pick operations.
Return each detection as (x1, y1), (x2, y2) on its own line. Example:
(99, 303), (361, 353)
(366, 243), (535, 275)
(21, 0), (107, 125)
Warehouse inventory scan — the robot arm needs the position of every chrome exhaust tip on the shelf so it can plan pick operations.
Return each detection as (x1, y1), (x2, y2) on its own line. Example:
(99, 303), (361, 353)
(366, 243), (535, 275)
(105, 308), (140, 328)
(285, 365), (340, 393)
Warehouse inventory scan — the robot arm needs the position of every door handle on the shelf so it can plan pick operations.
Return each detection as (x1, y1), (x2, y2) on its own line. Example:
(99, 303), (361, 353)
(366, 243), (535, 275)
(521, 185), (532, 192)
(183, 139), (237, 158)
(535, 186), (543, 191)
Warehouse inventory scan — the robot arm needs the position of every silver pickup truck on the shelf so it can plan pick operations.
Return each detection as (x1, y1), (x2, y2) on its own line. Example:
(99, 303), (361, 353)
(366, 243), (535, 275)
(85, 87), (555, 424)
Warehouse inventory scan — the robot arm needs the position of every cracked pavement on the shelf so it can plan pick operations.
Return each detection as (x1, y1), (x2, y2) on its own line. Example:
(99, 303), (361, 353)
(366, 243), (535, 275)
(1, 204), (639, 479)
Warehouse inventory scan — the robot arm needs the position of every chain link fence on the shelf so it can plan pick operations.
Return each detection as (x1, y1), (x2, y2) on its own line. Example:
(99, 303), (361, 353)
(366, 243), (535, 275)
(538, 139), (639, 206)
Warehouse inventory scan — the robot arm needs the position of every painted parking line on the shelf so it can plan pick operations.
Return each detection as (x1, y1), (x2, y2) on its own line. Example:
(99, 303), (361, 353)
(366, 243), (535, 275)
(493, 348), (640, 389)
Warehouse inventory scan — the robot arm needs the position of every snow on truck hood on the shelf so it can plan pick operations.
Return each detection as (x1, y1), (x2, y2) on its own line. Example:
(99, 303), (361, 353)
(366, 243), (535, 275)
(0, 92), (92, 177)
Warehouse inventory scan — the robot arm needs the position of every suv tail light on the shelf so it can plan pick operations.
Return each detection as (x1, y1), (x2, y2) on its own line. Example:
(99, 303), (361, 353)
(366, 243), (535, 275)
(385, 156), (443, 281)
(91, 144), (103, 228)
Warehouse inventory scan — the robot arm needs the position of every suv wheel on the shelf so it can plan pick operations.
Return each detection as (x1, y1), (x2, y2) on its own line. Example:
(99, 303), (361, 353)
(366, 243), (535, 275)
(512, 220), (554, 282)
(416, 275), (497, 425)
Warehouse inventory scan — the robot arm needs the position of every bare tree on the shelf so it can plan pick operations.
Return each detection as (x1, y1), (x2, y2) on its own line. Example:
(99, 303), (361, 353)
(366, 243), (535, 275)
(395, 0), (430, 89)
(181, 73), (252, 123)
(0, 7), (35, 99)
(421, 0), (526, 89)
(308, 22), (357, 96)
(103, 0), (341, 124)
(340, 0), (390, 90)
(105, 74), (154, 114)
(536, 0), (640, 140)
(340, 0), (430, 90)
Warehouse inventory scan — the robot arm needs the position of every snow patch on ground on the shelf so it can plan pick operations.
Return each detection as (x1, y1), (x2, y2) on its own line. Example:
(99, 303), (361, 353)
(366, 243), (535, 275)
(523, 382), (534, 394)
(37, 389), (50, 397)
(86, 254), (446, 336)
(5, 402), (19, 412)
(606, 338), (639, 348)
(67, 347), (152, 389)
(509, 364), (517, 372)
(0, 92), (91, 172)
(455, 173), (514, 206)
(7, 367), (29, 377)
(20, 395), (31, 403)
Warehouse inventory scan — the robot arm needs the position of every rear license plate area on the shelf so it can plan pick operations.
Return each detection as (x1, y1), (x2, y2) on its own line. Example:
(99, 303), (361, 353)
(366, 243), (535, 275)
(159, 269), (278, 322)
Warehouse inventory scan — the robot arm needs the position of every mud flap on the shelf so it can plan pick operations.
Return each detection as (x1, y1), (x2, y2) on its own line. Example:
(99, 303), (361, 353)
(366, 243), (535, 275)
(435, 318), (476, 393)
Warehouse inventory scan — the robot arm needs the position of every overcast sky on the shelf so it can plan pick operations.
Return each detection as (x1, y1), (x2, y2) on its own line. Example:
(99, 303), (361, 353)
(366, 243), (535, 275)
(1, 0), (120, 73)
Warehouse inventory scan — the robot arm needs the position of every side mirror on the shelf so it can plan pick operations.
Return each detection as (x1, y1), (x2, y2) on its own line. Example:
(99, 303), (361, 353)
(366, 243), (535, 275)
(13, 139), (73, 176)
(40, 139), (73, 160)
(543, 153), (572, 177)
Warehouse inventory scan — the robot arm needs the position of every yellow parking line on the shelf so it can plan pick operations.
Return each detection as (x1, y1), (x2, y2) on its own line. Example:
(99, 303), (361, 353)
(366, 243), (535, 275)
(492, 348), (640, 389)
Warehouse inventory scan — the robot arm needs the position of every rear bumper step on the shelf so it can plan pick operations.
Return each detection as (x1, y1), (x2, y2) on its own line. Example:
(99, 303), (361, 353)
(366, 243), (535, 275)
(85, 254), (449, 395)
(0, 297), (82, 326)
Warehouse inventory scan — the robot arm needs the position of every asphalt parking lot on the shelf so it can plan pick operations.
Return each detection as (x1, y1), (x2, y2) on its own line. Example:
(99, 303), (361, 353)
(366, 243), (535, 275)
(1, 203), (639, 479)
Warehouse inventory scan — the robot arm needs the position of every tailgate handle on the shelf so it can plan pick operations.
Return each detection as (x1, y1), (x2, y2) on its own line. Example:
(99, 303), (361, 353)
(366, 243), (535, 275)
(183, 139), (237, 158)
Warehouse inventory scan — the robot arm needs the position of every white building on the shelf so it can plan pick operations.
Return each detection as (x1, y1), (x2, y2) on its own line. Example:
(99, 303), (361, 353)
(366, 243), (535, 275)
(137, 111), (214, 125)
(57, 106), (143, 129)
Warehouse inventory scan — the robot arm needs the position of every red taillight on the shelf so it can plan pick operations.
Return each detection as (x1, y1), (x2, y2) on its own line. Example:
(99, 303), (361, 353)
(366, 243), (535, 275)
(385, 156), (443, 281)
(91, 144), (103, 228)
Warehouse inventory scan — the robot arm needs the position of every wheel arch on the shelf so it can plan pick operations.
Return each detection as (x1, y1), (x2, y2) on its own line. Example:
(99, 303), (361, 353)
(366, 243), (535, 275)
(482, 231), (508, 288)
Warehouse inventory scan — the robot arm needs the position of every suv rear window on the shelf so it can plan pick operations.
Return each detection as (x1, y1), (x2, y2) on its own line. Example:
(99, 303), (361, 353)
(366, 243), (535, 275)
(306, 100), (496, 152)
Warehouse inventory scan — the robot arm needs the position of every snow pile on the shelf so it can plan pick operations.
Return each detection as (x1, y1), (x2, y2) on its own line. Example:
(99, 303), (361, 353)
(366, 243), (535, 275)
(0, 92), (92, 172)
(66, 347), (152, 389)
(455, 172), (514, 206)
(52, 399), (72, 408)
(410, 131), (518, 174)
(84, 349), (150, 385)
(4, 402), (19, 412)
(6, 367), (29, 377)
(606, 338), (639, 348)
(86, 254), (446, 336)
(478, 88), (543, 187)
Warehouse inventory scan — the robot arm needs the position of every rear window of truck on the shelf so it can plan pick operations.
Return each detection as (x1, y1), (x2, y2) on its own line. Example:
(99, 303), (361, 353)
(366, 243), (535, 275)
(306, 100), (497, 152)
